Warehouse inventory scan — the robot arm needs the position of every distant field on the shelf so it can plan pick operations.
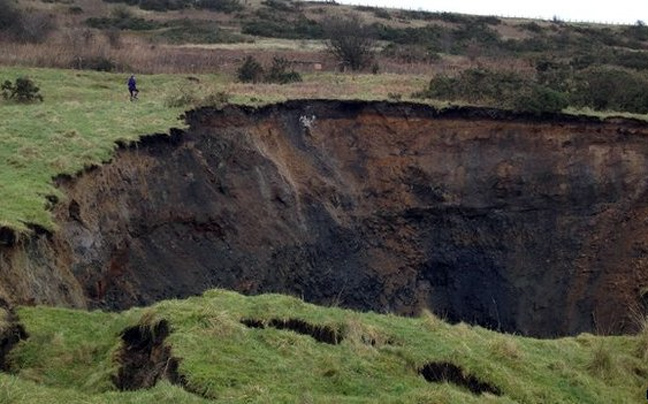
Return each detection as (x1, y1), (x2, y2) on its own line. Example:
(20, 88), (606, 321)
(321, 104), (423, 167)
(2, 289), (646, 403)
(0, 66), (428, 233)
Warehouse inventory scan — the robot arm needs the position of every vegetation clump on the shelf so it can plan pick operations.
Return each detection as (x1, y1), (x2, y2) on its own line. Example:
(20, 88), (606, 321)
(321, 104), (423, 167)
(419, 63), (648, 114)
(261, 0), (300, 13)
(71, 56), (118, 72)
(153, 20), (245, 44)
(194, 0), (242, 12)
(237, 56), (301, 84)
(1, 77), (43, 103)
(237, 56), (264, 83)
(264, 57), (302, 84)
(571, 66), (648, 113)
(85, 7), (161, 31)
(164, 79), (231, 109)
(100, 0), (242, 12)
(242, 10), (323, 40)
(420, 68), (568, 113)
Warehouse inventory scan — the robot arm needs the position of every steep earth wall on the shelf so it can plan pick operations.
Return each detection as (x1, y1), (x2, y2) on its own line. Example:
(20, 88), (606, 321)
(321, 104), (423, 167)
(2, 100), (648, 337)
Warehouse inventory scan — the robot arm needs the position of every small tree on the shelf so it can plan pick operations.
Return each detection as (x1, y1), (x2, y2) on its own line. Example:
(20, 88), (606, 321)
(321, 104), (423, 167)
(1, 77), (43, 103)
(322, 14), (375, 71)
(237, 56), (264, 83)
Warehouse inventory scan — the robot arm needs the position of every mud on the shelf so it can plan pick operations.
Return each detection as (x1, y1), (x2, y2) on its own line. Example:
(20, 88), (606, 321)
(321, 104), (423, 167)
(2, 100), (648, 337)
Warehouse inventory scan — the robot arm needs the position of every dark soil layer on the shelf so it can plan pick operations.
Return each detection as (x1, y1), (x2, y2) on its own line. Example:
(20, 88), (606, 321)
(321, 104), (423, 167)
(241, 318), (343, 344)
(0, 298), (28, 372)
(113, 319), (184, 390)
(419, 361), (501, 396)
(3, 100), (648, 337)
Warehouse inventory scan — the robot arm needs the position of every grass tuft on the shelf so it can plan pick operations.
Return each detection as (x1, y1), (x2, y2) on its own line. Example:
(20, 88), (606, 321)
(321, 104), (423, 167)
(586, 342), (615, 378)
(420, 308), (445, 332)
(487, 337), (523, 362)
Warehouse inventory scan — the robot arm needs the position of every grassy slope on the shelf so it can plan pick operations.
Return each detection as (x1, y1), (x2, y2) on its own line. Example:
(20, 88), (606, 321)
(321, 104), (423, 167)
(0, 66), (426, 234)
(2, 289), (647, 403)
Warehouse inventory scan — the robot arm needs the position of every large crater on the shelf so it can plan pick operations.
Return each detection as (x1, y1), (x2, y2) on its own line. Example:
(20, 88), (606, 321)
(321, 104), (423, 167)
(3, 100), (648, 337)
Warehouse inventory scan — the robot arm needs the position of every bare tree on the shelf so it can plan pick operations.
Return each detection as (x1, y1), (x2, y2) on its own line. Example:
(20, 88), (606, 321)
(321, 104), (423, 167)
(322, 14), (375, 72)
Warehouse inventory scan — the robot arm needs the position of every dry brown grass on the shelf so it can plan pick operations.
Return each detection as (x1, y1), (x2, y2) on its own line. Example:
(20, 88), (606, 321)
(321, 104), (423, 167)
(344, 315), (390, 349)
(420, 308), (444, 331)
(0, 34), (238, 74)
(218, 72), (427, 103)
(487, 337), (523, 362)
(0, 29), (455, 77)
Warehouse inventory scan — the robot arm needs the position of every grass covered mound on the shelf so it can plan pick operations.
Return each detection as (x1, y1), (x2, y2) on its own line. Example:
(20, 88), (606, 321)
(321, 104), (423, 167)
(2, 289), (647, 403)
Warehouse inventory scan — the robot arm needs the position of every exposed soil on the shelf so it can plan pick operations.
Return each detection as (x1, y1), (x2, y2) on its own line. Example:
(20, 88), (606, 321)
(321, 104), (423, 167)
(113, 319), (185, 390)
(241, 318), (343, 344)
(0, 298), (28, 372)
(3, 100), (648, 337)
(419, 361), (501, 396)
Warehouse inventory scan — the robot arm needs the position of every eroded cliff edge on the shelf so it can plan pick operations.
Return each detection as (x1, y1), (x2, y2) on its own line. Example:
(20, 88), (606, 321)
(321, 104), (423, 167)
(2, 100), (648, 337)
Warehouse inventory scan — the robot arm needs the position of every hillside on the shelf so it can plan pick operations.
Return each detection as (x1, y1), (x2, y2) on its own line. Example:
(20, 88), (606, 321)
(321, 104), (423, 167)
(1, 289), (647, 403)
(2, 0), (648, 78)
(0, 0), (648, 402)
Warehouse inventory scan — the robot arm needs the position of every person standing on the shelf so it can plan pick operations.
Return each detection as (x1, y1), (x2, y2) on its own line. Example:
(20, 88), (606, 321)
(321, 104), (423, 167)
(127, 74), (139, 101)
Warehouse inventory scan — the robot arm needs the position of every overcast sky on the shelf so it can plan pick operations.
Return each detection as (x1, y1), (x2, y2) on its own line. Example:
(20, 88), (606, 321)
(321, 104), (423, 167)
(324, 0), (648, 25)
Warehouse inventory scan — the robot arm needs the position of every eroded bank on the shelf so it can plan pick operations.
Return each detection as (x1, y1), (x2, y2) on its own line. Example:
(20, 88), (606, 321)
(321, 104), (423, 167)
(2, 100), (648, 337)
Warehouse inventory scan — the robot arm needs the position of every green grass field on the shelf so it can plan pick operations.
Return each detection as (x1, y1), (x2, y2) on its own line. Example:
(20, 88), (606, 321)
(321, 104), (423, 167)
(2, 289), (646, 403)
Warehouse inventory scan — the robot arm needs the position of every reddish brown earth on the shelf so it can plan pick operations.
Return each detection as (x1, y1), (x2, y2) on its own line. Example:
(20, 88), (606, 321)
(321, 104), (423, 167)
(2, 100), (648, 337)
